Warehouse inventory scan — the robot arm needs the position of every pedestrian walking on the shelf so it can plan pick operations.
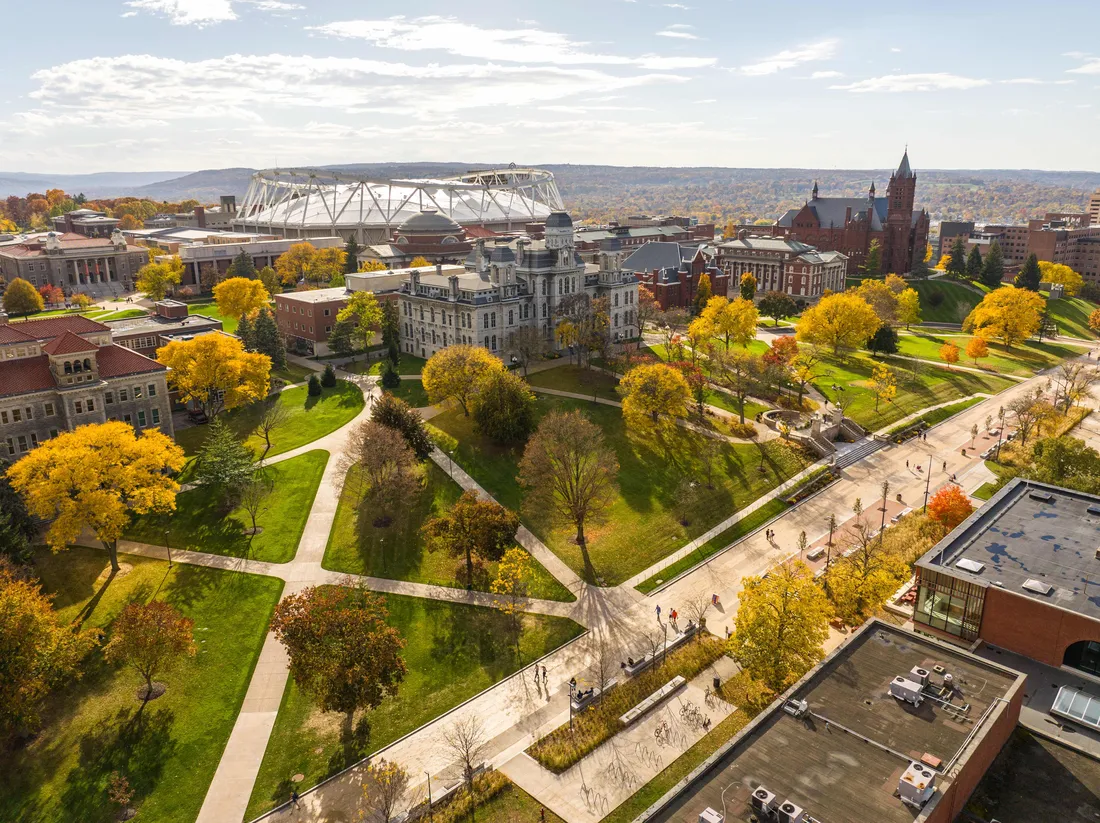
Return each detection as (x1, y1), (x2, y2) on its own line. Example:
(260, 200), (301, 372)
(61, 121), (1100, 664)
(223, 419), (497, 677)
(905, 459), (909, 469)
(540, 808), (546, 823)
(942, 460), (947, 472)
(533, 666), (540, 685)
(291, 789), (300, 808)
(656, 604), (661, 619)
(542, 665), (548, 685)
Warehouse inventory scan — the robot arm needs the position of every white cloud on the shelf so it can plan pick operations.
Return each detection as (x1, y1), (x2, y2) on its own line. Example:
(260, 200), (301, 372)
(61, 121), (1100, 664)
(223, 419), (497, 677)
(310, 16), (716, 70)
(121, 10), (138, 16)
(1068, 58), (1100, 75)
(657, 29), (698, 39)
(125, 0), (301, 26)
(663, 3), (691, 8)
(1063, 51), (1089, 59)
(693, 98), (716, 103)
(10, 53), (685, 131)
(739, 39), (838, 76)
(890, 47), (902, 53)
(1000, 78), (1073, 85)
(830, 73), (990, 93)
(810, 70), (843, 79)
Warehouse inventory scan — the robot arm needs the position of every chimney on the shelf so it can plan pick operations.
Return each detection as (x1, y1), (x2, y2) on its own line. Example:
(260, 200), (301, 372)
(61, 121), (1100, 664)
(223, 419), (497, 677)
(195, 206), (206, 229)
(65, 213), (74, 233)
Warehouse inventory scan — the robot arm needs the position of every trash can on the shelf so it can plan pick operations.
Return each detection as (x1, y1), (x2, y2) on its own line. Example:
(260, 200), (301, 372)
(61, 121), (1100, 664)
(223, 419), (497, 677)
(713, 676), (721, 691)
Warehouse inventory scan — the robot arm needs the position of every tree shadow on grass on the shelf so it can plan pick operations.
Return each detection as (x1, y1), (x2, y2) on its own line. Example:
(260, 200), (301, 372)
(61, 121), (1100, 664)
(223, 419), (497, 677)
(58, 703), (177, 823)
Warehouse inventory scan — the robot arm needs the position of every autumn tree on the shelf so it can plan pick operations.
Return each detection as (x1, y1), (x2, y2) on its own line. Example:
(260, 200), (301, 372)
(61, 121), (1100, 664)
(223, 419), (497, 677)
(335, 290), (383, 350)
(361, 759), (410, 823)
(339, 421), (420, 524)
(3, 277), (44, 316)
(507, 326), (548, 375)
(869, 362), (897, 412)
(157, 333), (271, 418)
(637, 286), (658, 332)
(758, 290), (797, 327)
(796, 292), (882, 354)
(226, 249), (257, 280)
(861, 239), (882, 277)
(855, 278), (898, 326)
(271, 586), (407, 732)
(0, 561), (99, 740)
(692, 272), (712, 315)
(309, 247), (346, 284)
(789, 348), (821, 406)
(981, 241), (1005, 289)
(939, 341), (960, 368)
(103, 600), (196, 702)
(490, 547), (532, 633)
(739, 271), (757, 301)
(7, 421), (184, 572)
(409, 256), (432, 268)
(1052, 360), (1098, 413)
(472, 369), (536, 444)
(275, 242), (316, 286)
(371, 393), (433, 461)
(258, 265), (280, 295)
(897, 287), (921, 329)
(684, 316), (712, 364)
(926, 485), (975, 535)
(618, 362), (691, 433)
(1039, 261), (1084, 296)
(827, 500), (907, 623)
(728, 560), (832, 691)
(701, 295), (757, 348)
(963, 286), (1044, 349)
(359, 259), (387, 273)
(422, 344), (504, 416)
(966, 336), (989, 366)
(72, 293), (93, 312)
(712, 348), (762, 424)
(135, 258), (183, 301)
(1014, 253), (1042, 291)
(1006, 394), (1047, 447)
(38, 283), (64, 306)
(213, 276), (269, 322)
(518, 410), (618, 577)
(763, 334), (798, 368)
(422, 491), (519, 586)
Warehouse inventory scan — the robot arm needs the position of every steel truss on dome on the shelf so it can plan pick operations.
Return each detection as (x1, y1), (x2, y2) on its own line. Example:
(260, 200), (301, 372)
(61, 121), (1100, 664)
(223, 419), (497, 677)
(233, 167), (564, 243)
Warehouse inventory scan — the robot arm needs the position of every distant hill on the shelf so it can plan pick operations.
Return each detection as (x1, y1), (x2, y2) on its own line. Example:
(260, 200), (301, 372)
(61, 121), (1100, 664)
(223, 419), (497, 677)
(0, 170), (189, 198)
(17, 163), (1099, 227)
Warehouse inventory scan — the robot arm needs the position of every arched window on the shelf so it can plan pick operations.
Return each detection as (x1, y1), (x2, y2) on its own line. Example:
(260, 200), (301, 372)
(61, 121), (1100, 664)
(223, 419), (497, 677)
(83, 359), (91, 371)
(73, 360), (82, 373)
(64, 361), (72, 375)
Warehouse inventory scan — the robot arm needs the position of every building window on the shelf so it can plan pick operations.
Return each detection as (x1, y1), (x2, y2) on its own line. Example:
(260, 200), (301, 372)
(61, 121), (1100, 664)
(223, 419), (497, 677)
(17, 435), (27, 452)
(324, 308), (330, 316)
(0, 411), (6, 424)
(49, 429), (58, 439)
(134, 386), (143, 399)
(152, 408), (160, 425)
(484, 336), (490, 348)
(491, 335), (497, 351)
(5, 438), (13, 456)
(123, 413), (132, 424)
(138, 410), (146, 427)
(75, 401), (84, 414)
(30, 433), (38, 447)
(44, 402), (54, 417)
(147, 384), (156, 397)
(105, 391), (114, 405)
(913, 568), (985, 641)
(119, 389), (128, 402)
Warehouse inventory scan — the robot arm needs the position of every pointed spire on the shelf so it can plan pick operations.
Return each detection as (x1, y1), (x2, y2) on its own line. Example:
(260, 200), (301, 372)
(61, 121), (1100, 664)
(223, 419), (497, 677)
(896, 148), (913, 179)
(869, 181), (876, 198)
(811, 180), (819, 200)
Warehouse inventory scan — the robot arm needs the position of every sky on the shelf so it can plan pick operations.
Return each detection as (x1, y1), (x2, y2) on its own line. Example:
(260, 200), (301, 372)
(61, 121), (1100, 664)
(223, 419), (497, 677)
(2, 0), (1099, 174)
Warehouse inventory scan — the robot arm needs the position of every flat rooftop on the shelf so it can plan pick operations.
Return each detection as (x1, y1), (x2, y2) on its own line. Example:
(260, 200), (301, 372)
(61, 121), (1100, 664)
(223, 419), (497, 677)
(274, 287), (349, 304)
(966, 728), (1100, 822)
(646, 622), (1022, 823)
(916, 478), (1100, 621)
(105, 313), (222, 335)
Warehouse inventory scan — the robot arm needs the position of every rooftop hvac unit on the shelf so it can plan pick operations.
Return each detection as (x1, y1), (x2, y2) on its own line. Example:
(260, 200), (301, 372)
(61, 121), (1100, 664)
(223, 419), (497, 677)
(889, 675), (924, 706)
(776, 800), (806, 823)
(782, 699), (809, 718)
(909, 666), (930, 686)
(898, 761), (937, 808)
(750, 787), (776, 814)
(697, 808), (723, 823)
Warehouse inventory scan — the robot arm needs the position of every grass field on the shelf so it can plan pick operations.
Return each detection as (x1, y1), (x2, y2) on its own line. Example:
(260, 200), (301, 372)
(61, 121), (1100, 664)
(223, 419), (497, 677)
(528, 364), (622, 401)
(126, 450), (327, 563)
(814, 351), (1014, 430)
(245, 592), (584, 820)
(0, 546), (282, 823)
(173, 379), (363, 457)
(186, 301), (239, 334)
(323, 461), (574, 601)
(896, 332), (1086, 376)
(428, 395), (809, 585)
(1047, 296), (1099, 340)
(345, 354), (429, 376)
(13, 307), (151, 323)
(906, 279), (985, 324)
(385, 378), (430, 408)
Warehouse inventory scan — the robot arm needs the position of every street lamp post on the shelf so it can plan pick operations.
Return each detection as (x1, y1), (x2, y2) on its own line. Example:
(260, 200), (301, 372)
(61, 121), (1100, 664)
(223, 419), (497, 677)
(994, 406), (1006, 461)
(425, 772), (432, 823)
(923, 456), (933, 512)
(448, 448), (455, 480)
(879, 480), (890, 545)
(164, 530), (173, 568)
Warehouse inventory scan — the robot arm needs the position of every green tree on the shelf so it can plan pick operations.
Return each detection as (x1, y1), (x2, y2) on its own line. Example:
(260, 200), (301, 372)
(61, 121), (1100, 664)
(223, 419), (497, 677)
(380, 361), (401, 389)
(473, 369), (536, 444)
(910, 255), (931, 279)
(344, 237), (360, 274)
(336, 291), (383, 351)
(103, 600), (196, 702)
(947, 237), (968, 280)
(757, 290), (797, 327)
(328, 317), (356, 357)
(866, 325), (898, 355)
(692, 273), (712, 316)
(227, 249), (257, 280)
(1015, 253), (1042, 291)
(3, 277), (44, 316)
(195, 418), (255, 508)
(253, 307), (287, 371)
(258, 265), (280, 295)
(236, 311), (256, 351)
(966, 245), (983, 281)
(422, 491), (519, 586)
(371, 393), (433, 461)
(861, 239), (882, 277)
(0, 464), (36, 563)
(739, 272), (757, 301)
(321, 363), (337, 388)
(308, 373), (322, 396)
(1025, 436), (1100, 494)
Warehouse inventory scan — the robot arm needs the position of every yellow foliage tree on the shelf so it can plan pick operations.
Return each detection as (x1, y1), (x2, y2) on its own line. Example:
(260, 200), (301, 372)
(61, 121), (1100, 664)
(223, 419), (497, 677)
(359, 259), (388, 273)
(963, 286), (1044, 349)
(275, 242), (316, 286)
(617, 362), (690, 434)
(827, 503), (909, 624)
(896, 287), (921, 329)
(702, 295), (757, 349)
(728, 560), (832, 691)
(939, 341), (960, 368)
(6, 421), (185, 572)
(884, 273), (907, 294)
(869, 362), (897, 412)
(490, 547), (532, 631)
(422, 344), (504, 416)
(135, 256), (183, 301)
(1089, 308), (1100, 335)
(1038, 261), (1084, 296)
(855, 278), (899, 325)
(796, 292), (882, 354)
(309, 247), (346, 284)
(685, 316), (713, 363)
(157, 334), (271, 418)
(212, 276), (269, 321)
(966, 336), (989, 365)
(409, 256), (432, 268)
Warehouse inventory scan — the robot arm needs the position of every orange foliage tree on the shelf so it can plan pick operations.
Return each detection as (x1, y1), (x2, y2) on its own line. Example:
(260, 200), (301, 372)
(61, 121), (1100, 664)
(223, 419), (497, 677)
(928, 485), (974, 534)
(939, 341), (960, 368)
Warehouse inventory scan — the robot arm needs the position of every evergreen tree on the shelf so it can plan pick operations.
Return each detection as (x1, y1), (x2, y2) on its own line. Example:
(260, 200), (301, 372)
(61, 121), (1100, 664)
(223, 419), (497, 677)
(381, 301), (400, 350)
(861, 240), (882, 277)
(947, 237), (968, 280)
(371, 394), (433, 460)
(380, 360), (401, 389)
(253, 307), (287, 371)
(980, 242), (1005, 289)
(343, 237), (360, 274)
(327, 317), (355, 357)
(236, 311), (256, 351)
(1015, 254), (1042, 291)
(0, 461), (36, 563)
(865, 325), (898, 355)
(966, 245), (983, 280)
(910, 255), (931, 279)
(387, 340), (400, 368)
(321, 363), (337, 388)
(227, 249), (257, 280)
(195, 419), (255, 509)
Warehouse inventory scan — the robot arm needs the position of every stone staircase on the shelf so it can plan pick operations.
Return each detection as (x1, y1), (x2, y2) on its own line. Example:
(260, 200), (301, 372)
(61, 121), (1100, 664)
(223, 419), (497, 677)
(834, 437), (887, 470)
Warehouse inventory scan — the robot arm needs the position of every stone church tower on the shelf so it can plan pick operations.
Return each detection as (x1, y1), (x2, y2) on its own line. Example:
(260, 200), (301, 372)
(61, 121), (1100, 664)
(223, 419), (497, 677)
(884, 150), (918, 274)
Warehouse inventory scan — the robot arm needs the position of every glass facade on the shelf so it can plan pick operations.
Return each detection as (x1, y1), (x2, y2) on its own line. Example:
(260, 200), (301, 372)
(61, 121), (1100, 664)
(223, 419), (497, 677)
(914, 568), (986, 640)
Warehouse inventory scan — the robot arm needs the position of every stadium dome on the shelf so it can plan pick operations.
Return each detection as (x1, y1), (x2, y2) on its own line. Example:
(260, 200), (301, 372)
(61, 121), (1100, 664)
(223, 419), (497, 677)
(233, 167), (564, 244)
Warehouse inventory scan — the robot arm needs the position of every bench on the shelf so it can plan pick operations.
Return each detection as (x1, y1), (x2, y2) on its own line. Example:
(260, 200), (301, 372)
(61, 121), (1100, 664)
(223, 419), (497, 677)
(619, 675), (686, 725)
(622, 655), (655, 677)
(891, 507), (913, 524)
(571, 683), (610, 712)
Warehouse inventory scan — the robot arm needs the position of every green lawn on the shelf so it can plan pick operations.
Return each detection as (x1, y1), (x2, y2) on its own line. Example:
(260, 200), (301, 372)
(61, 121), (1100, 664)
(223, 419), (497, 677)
(323, 461), (574, 601)
(125, 450), (327, 563)
(896, 331), (1086, 376)
(814, 351), (1014, 430)
(97, 309), (151, 322)
(528, 365), (621, 401)
(428, 396), (810, 585)
(245, 592), (584, 820)
(906, 279), (984, 324)
(385, 378), (430, 408)
(173, 379), (364, 457)
(346, 354), (428, 376)
(1047, 296), (1099, 340)
(273, 361), (316, 384)
(186, 301), (239, 334)
(0, 546), (282, 823)
(702, 386), (770, 421)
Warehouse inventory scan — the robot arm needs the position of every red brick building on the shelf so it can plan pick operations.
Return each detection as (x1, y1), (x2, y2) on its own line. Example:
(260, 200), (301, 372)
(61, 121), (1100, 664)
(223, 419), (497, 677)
(622, 242), (727, 310)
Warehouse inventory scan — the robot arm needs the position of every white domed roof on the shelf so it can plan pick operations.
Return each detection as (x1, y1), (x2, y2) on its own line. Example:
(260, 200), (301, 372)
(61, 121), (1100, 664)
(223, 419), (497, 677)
(396, 210), (463, 234)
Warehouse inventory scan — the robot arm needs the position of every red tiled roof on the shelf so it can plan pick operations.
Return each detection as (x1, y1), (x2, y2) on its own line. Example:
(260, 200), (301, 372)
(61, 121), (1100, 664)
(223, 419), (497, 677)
(464, 226), (500, 238)
(96, 344), (166, 378)
(0, 324), (37, 344)
(0, 355), (55, 397)
(43, 330), (99, 356)
(9, 315), (109, 340)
